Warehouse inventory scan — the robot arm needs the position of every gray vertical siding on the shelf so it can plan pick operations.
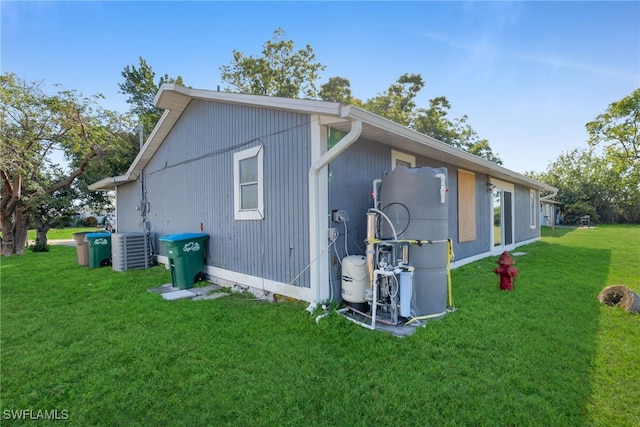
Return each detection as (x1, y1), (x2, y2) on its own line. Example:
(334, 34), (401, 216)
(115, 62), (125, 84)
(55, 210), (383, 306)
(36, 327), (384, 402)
(327, 140), (495, 294)
(514, 184), (538, 242)
(327, 140), (537, 285)
(115, 96), (541, 294)
(116, 181), (142, 232)
(413, 157), (492, 260)
(327, 138), (390, 295)
(133, 100), (311, 288)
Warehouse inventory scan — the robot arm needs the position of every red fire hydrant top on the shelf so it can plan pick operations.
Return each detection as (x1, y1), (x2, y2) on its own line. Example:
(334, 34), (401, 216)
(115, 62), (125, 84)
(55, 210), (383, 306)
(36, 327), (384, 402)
(494, 251), (518, 291)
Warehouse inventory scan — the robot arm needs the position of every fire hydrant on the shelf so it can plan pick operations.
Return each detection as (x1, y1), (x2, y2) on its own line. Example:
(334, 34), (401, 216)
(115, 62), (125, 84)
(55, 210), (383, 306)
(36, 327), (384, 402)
(494, 251), (518, 291)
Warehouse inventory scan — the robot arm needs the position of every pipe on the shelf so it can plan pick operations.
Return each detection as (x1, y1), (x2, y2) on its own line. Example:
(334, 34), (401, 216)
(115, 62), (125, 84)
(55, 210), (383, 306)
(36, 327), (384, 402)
(311, 119), (363, 171)
(346, 269), (383, 331)
(365, 212), (376, 301)
(368, 208), (398, 241)
(308, 119), (363, 306)
(372, 179), (382, 211)
(435, 173), (446, 204)
(369, 268), (397, 330)
(315, 307), (348, 324)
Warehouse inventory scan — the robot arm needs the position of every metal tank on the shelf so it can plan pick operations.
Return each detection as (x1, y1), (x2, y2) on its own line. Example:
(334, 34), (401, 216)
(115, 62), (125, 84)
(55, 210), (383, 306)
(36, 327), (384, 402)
(341, 255), (367, 304)
(380, 166), (448, 318)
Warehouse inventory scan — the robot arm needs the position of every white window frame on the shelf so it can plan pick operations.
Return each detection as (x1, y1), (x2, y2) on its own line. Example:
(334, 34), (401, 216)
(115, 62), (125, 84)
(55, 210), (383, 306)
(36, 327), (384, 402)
(233, 145), (264, 220)
(530, 189), (537, 229)
(391, 150), (415, 169)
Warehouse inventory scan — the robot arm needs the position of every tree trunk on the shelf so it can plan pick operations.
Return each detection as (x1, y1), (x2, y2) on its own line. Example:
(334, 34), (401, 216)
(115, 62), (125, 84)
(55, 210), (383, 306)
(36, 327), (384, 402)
(598, 285), (640, 313)
(13, 208), (29, 255)
(1, 214), (15, 257)
(34, 217), (51, 250)
(1, 172), (22, 256)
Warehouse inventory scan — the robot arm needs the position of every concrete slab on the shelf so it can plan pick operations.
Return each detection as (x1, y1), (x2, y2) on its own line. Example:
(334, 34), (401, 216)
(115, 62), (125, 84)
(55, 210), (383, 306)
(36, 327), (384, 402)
(192, 292), (229, 301)
(190, 284), (221, 296)
(162, 290), (196, 301)
(48, 239), (76, 247)
(148, 284), (179, 294)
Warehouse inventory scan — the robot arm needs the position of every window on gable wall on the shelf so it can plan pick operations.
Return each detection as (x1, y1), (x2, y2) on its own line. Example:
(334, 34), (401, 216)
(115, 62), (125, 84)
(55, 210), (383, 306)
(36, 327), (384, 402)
(530, 189), (537, 229)
(391, 150), (415, 169)
(233, 145), (264, 220)
(327, 127), (346, 150)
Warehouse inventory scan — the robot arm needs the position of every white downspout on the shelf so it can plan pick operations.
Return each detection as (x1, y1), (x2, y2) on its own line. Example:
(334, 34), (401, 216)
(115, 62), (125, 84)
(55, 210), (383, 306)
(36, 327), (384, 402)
(307, 118), (363, 312)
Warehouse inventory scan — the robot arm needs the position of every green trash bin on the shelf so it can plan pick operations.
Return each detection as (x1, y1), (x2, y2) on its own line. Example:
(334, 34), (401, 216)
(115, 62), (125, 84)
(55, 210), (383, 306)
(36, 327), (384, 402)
(159, 233), (209, 289)
(86, 232), (112, 268)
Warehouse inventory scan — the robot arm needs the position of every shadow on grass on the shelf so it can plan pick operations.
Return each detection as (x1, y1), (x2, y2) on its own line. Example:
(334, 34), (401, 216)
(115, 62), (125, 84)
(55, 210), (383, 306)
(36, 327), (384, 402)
(541, 225), (581, 238)
(444, 240), (610, 424)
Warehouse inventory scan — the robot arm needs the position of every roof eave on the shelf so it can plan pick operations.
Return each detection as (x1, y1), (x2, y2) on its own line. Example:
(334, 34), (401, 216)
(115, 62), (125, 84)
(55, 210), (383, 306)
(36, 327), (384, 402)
(342, 105), (557, 193)
(88, 175), (130, 191)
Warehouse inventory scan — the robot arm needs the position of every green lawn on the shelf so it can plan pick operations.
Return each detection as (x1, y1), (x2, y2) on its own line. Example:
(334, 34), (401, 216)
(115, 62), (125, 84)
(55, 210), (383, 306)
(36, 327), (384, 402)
(1, 225), (638, 426)
(27, 228), (100, 241)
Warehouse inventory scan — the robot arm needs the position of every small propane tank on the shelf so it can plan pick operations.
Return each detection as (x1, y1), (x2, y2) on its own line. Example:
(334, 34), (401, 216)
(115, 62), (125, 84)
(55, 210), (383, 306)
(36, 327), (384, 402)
(341, 255), (367, 303)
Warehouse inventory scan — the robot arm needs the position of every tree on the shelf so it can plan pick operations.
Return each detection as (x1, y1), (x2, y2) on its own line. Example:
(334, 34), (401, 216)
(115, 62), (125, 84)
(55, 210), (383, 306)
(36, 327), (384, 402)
(221, 30), (500, 163)
(532, 88), (640, 224)
(30, 167), (80, 252)
(318, 77), (358, 105)
(220, 28), (325, 99)
(531, 147), (640, 224)
(414, 96), (502, 164)
(362, 73), (425, 127)
(74, 130), (139, 214)
(0, 72), (132, 256)
(586, 88), (640, 161)
(119, 57), (184, 138)
(413, 97), (457, 144)
(452, 115), (503, 165)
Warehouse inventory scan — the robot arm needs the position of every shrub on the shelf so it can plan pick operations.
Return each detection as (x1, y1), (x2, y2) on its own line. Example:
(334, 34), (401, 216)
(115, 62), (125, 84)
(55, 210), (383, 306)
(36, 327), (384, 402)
(84, 216), (98, 227)
(563, 202), (599, 225)
(30, 242), (49, 253)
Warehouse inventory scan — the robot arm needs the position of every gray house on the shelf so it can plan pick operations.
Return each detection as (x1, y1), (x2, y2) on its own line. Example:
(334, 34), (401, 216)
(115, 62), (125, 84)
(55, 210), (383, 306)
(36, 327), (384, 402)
(90, 84), (557, 305)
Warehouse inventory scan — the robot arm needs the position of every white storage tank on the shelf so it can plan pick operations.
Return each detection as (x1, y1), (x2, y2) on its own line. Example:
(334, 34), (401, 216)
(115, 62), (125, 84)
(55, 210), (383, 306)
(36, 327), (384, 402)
(341, 255), (367, 303)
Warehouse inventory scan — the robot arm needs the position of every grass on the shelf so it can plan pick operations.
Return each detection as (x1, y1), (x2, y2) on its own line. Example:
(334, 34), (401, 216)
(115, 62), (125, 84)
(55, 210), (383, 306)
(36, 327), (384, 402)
(27, 228), (99, 241)
(1, 225), (638, 426)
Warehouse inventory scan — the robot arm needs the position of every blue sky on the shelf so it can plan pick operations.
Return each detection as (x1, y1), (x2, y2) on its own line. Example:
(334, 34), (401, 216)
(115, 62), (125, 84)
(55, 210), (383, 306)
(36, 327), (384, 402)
(2, 1), (639, 173)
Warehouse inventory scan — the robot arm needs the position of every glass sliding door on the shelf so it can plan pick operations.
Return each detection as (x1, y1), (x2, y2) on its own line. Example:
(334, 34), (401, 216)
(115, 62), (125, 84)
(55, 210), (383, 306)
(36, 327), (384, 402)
(493, 189), (502, 247)
(491, 185), (514, 252)
(503, 191), (513, 246)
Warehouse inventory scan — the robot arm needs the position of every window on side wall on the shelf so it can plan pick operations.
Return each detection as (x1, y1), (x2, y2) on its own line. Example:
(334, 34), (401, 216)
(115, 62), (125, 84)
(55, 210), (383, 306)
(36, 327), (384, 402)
(530, 189), (537, 229)
(234, 146), (264, 220)
(391, 150), (415, 169)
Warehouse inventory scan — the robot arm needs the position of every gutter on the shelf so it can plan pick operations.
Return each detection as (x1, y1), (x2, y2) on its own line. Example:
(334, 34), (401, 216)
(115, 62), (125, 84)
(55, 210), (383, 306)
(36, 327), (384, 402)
(88, 175), (129, 191)
(307, 117), (362, 312)
(540, 188), (559, 202)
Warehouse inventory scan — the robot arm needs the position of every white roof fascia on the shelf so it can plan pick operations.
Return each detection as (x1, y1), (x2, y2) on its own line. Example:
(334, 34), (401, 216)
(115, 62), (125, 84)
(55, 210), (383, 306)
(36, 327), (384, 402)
(91, 85), (343, 191)
(341, 105), (557, 193)
(88, 175), (129, 191)
(155, 83), (343, 116)
(88, 108), (178, 190)
(126, 108), (181, 180)
(90, 84), (556, 194)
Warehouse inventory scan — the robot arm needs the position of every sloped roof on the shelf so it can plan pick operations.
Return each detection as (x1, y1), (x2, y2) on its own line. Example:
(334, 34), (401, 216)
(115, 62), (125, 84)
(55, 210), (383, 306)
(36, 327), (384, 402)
(90, 84), (556, 193)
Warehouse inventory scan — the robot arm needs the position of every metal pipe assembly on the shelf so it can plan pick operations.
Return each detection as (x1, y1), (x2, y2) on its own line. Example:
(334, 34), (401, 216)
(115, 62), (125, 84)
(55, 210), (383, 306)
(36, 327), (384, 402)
(340, 167), (454, 331)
